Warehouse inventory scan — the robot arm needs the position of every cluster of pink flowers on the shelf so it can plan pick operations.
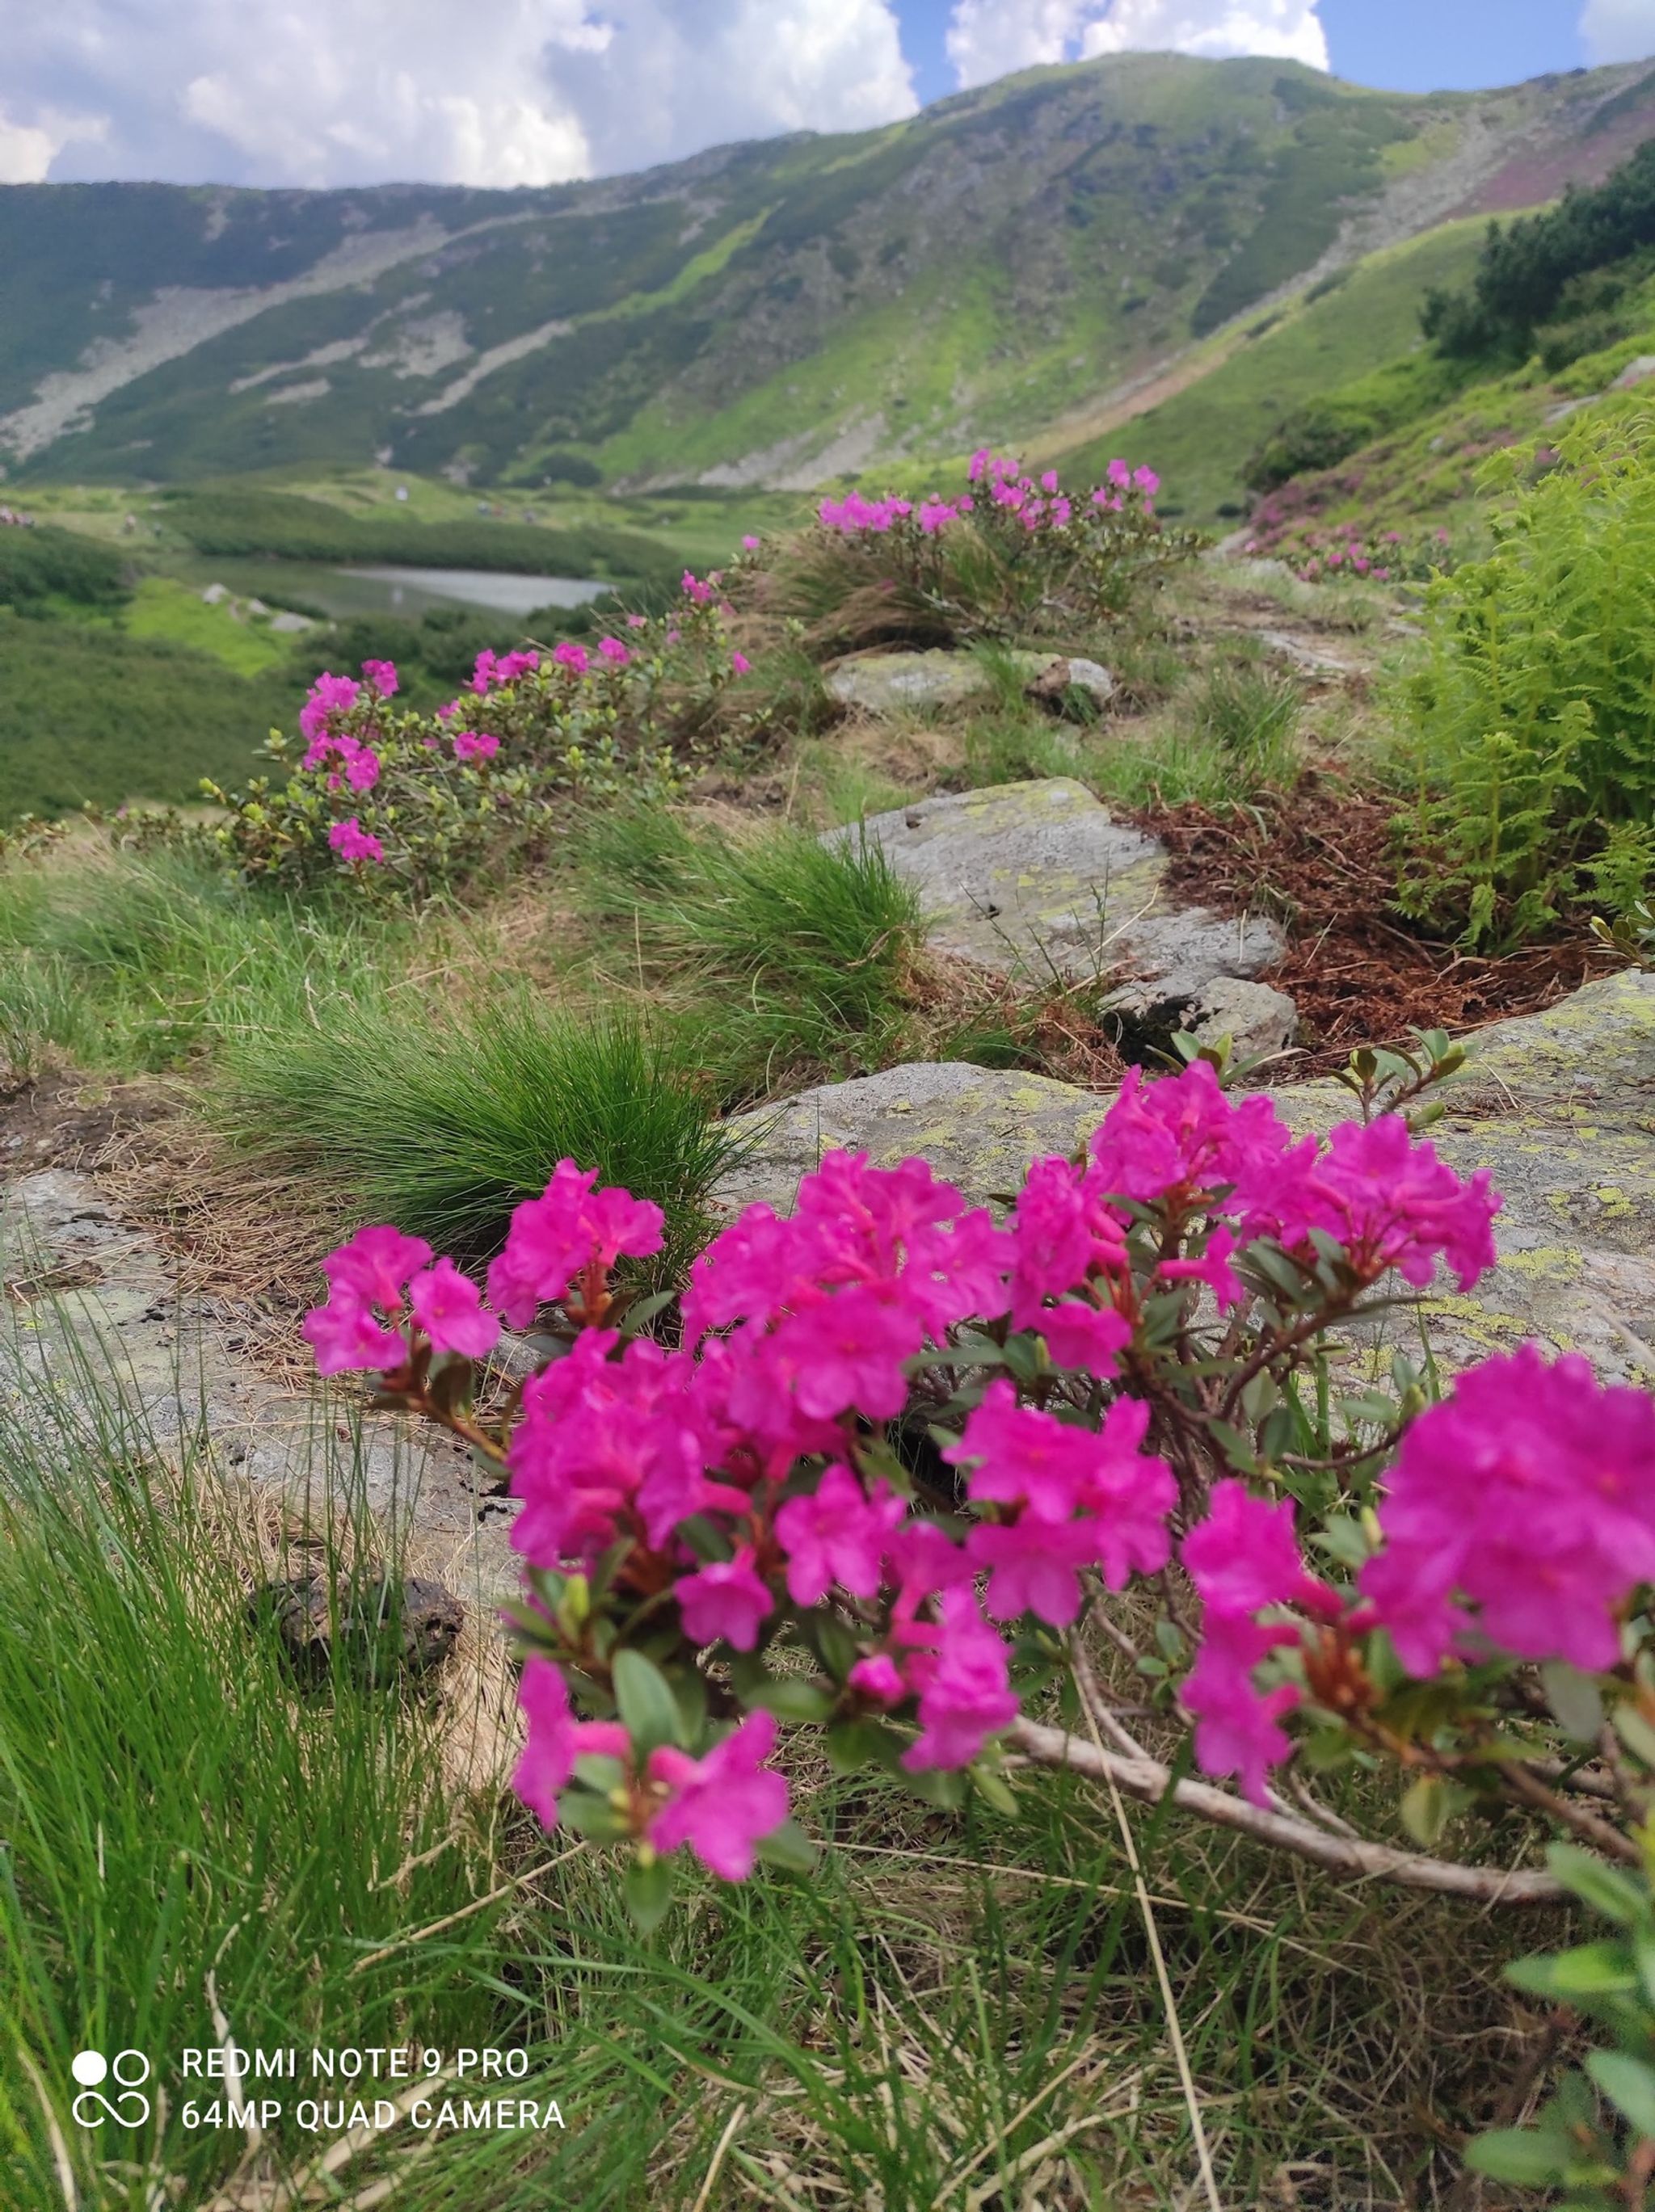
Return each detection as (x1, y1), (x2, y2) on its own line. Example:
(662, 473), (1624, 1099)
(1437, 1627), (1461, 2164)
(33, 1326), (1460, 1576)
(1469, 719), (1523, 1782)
(466, 647), (541, 696)
(1361, 1347), (1655, 1676)
(1182, 1485), (1341, 1802)
(514, 1661), (789, 1879)
(297, 1054), (1562, 1882)
(818, 491), (918, 535)
(326, 816), (385, 866)
(452, 730), (499, 763)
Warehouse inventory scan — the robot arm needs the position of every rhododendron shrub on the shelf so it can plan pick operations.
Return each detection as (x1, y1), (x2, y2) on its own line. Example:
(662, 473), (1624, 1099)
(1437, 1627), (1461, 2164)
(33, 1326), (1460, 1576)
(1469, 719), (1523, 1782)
(772, 449), (1200, 650)
(208, 587), (740, 895)
(303, 1047), (1655, 1966)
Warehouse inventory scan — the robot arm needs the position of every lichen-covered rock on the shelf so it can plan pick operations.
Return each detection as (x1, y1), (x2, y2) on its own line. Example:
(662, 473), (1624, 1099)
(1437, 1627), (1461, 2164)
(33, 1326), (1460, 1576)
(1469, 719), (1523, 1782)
(823, 649), (1114, 717)
(252, 1571), (465, 1684)
(0, 1170), (522, 1600)
(715, 970), (1655, 1387)
(717, 1061), (1107, 1217)
(1279, 969), (1655, 1385)
(830, 777), (1284, 990)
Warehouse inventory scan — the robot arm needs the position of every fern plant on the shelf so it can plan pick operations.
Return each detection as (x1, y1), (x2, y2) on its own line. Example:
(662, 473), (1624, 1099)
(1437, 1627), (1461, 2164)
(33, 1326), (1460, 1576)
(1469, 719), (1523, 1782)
(1396, 409), (1655, 945)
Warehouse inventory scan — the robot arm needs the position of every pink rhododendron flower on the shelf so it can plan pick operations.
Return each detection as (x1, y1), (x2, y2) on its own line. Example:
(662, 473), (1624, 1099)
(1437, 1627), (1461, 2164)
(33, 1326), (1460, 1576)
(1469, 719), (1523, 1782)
(681, 570), (714, 603)
(731, 650), (752, 675)
(625, 612), (648, 629)
(453, 730), (499, 763)
(597, 636), (630, 664)
(774, 1464), (903, 1605)
(512, 1657), (631, 1829)
(1132, 466), (1160, 496)
(407, 1257), (499, 1360)
(361, 658), (398, 698)
(742, 533), (762, 549)
(508, 1332), (713, 1563)
(302, 1223), (433, 1375)
(486, 1159), (665, 1328)
(1182, 1483), (1338, 1803)
(849, 1652), (905, 1703)
(328, 818), (385, 864)
(1281, 1115), (1499, 1292)
(968, 1513), (1100, 1625)
(676, 1548), (773, 1651)
(646, 1709), (790, 1878)
(1037, 1299), (1131, 1373)
(902, 1592), (1019, 1771)
(343, 745), (381, 793)
(551, 641), (589, 676)
(1362, 1347), (1655, 1675)
(302, 1299), (407, 1377)
(299, 671), (360, 741)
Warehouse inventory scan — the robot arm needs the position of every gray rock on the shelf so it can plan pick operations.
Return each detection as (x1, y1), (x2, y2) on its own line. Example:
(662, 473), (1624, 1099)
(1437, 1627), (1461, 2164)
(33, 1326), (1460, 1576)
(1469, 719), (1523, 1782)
(716, 970), (1655, 1387)
(0, 1170), (522, 1604)
(1182, 975), (1299, 1061)
(267, 609), (315, 634)
(832, 777), (1284, 991)
(823, 648), (1113, 717)
(717, 1062), (1105, 1217)
(1612, 355), (1655, 392)
(1278, 969), (1655, 1386)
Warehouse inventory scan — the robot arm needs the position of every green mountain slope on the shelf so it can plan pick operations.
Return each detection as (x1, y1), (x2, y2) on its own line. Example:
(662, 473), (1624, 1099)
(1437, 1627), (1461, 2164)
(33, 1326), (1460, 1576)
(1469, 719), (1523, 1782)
(5, 53), (1655, 497)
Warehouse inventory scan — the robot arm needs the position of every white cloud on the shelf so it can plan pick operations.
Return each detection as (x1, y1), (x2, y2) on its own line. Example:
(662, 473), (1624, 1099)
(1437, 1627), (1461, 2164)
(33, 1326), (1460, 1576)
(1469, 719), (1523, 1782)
(0, 100), (105, 183)
(1580, 0), (1655, 65)
(3, 0), (917, 188)
(946, 0), (1328, 89)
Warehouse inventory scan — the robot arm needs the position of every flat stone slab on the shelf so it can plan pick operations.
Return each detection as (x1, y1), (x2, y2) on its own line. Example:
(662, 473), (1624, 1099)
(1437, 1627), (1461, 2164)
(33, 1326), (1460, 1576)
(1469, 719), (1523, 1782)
(718, 971), (1655, 1389)
(832, 777), (1284, 992)
(1278, 969), (1655, 1386)
(0, 1171), (521, 1604)
(718, 1062), (1108, 1217)
(824, 649), (1114, 717)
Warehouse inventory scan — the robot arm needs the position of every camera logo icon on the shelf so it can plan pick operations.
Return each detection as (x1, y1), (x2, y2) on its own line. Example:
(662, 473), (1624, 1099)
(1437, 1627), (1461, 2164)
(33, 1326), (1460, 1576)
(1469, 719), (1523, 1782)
(70, 2050), (152, 2129)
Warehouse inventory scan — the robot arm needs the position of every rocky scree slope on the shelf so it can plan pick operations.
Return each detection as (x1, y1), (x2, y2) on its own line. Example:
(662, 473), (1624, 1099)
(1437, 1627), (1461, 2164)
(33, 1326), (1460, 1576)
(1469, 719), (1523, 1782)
(5, 54), (1654, 494)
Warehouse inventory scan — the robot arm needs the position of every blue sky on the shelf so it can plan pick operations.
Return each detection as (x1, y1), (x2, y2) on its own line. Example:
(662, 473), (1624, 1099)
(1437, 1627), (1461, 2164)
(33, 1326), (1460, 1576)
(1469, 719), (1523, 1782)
(0, 1), (1649, 191)
(895, 1), (1598, 102)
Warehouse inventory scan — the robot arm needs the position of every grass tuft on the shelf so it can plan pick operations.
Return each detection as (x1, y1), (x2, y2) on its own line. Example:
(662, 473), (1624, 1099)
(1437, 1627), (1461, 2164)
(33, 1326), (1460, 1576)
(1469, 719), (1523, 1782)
(574, 802), (927, 1103)
(215, 990), (736, 1276)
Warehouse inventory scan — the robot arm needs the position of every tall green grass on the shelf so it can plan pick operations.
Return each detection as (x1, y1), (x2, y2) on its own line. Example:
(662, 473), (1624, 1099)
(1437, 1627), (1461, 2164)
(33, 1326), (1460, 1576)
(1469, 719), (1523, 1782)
(0, 1369), (512, 2209)
(215, 994), (737, 1275)
(0, 1314), (1537, 2206)
(573, 803), (927, 1103)
(0, 844), (405, 1074)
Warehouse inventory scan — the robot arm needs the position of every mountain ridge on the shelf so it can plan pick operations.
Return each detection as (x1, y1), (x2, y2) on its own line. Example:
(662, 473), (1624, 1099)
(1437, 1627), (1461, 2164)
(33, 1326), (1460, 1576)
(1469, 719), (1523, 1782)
(4, 50), (1654, 497)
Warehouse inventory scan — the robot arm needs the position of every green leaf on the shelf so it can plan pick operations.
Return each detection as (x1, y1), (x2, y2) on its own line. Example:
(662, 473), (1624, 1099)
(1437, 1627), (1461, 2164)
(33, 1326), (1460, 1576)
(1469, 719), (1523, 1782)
(1463, 2126), (1570, 2185)
(970, 1764), (1019, 1817)
(612, 1648), (684, 1756)
(753, 1819), (818, 1874)
(1400, 1774), (1451, 1848)
(1614, 1702), (1655, 1772)
(1587, 2051), (1655, 2139)
(903, 1766), (967, 1810)
(1542, 1661), (1607, 1743)
(555, 1789), (634, 1844)
(623, 1852), (675, 1934)
(825, 1718), (903, 1774)
(1507, 1940), (1637, 1999)
(741, 1676), (835, 1724)
(1546, 1843), (1649, 1928)
(1311, 1516), (1372, 1571)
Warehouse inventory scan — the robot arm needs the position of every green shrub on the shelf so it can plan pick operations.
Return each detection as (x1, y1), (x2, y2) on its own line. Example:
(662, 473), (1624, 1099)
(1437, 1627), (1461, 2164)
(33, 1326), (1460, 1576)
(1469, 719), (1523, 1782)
(0, 522), (128, 611)
(1396, 410), (1655, 944)
(216, 994), (737, 1279)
